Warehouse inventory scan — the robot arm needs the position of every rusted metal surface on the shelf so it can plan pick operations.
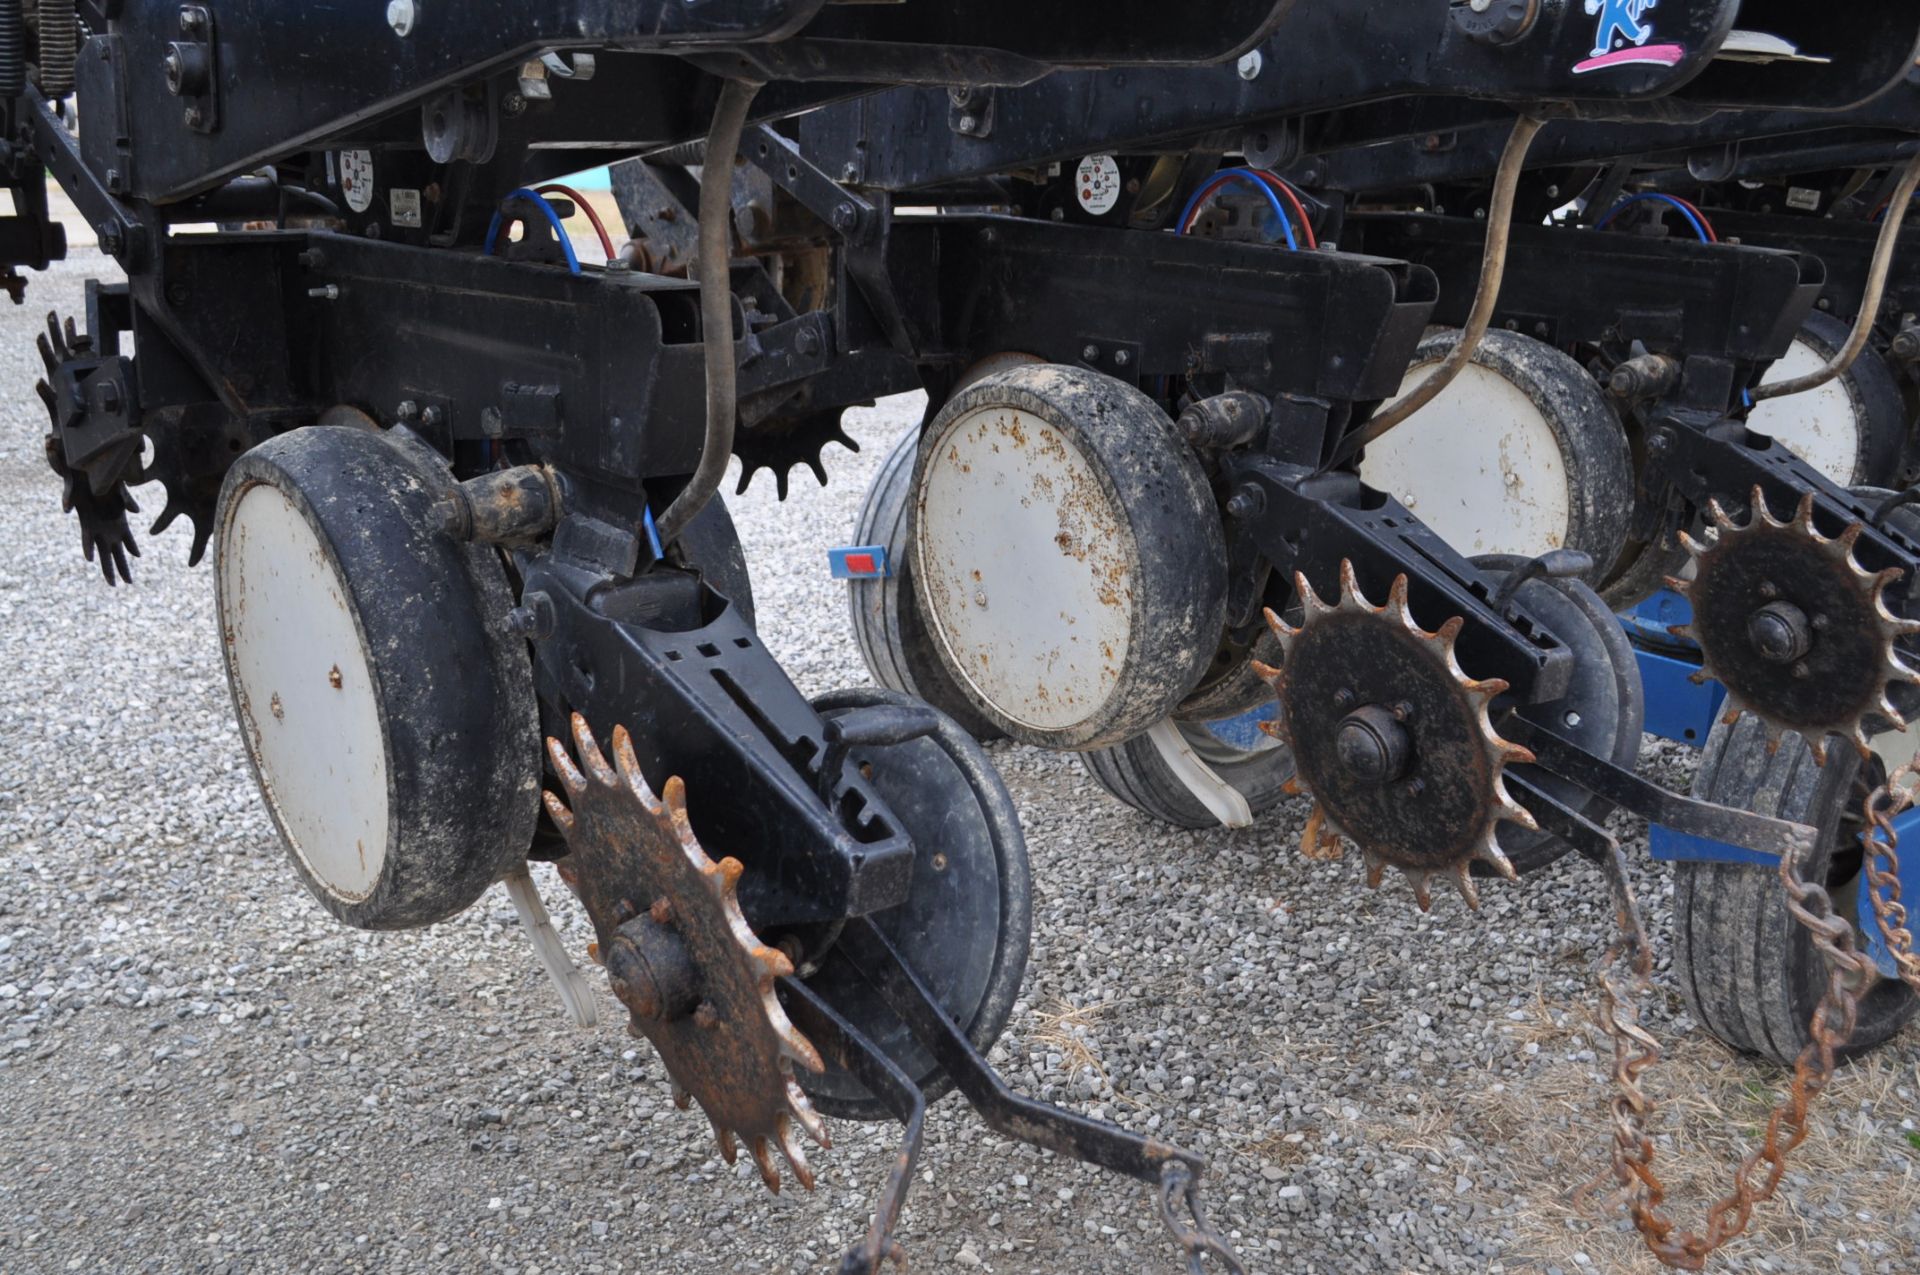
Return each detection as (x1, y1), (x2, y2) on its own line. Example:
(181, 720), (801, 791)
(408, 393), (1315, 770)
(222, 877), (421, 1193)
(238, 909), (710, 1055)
(1860, 766), (1920, 991)
(1253, 561), (1533, 910)
(1675, 486), (1920, 764)
(1587, 780), (1883, 1270)
(545, 713), (828, 1192)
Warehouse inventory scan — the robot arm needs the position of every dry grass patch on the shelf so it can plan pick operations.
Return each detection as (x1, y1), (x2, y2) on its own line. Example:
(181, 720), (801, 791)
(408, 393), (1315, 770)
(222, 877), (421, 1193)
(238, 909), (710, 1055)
(1469, 999), (1919, 1273)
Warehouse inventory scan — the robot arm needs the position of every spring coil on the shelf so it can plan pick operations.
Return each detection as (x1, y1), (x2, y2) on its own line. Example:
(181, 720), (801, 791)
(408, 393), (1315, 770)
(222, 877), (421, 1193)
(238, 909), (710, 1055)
(0, 0), (24, 98)
(36, 0), (76, 97)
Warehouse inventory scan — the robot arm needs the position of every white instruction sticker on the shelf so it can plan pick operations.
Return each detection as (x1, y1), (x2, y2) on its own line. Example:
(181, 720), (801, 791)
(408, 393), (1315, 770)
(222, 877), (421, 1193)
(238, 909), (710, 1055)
(1784, 186), (1820, 212)
(338, 149), (375, 214)
(390, 187), (422, 229)
(1074, 154), (1122, 216)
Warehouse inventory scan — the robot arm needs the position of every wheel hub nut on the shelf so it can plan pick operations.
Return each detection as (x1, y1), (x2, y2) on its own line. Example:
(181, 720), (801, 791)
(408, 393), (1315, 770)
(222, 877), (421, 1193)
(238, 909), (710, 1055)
(1335, 704), (1412, 785)
(1747, 600), (1813, 664)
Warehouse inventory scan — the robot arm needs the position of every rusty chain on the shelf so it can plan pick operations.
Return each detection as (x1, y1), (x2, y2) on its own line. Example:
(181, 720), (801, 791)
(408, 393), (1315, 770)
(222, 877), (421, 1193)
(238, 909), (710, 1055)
(1859, 763), (1920, 992)
(1585, 824), (1884, 1270)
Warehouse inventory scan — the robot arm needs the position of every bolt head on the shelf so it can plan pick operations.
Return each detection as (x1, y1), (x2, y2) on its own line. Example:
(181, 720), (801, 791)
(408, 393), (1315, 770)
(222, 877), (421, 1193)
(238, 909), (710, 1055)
(386, 0), (416, 36)
(1237, 50), (1264, 80)
(182, 106), (203, 128)
(1081, 343), (1100, 361)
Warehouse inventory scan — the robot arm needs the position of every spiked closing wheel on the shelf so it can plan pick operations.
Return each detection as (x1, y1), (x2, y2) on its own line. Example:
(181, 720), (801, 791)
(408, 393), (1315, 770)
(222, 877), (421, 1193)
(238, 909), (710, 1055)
(1675, 488), (1920, 764)
(544, 715), (829, 1192)
(1255, 563), (1534, 910)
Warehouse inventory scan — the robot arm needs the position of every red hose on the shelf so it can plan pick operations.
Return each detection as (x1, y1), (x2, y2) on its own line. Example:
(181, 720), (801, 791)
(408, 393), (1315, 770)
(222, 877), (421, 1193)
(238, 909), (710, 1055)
(534, 182), (617, 261)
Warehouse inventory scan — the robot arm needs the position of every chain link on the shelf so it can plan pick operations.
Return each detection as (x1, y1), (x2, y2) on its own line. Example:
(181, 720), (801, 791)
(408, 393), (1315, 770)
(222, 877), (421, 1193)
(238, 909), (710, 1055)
(1155, 1161), (1247, 1275)
(1586, 823), (1883, 1270)
(1859, 763), (1920, 992)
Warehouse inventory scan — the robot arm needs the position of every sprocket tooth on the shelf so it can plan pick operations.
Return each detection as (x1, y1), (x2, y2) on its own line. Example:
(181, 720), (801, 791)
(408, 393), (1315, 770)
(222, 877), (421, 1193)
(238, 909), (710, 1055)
(1338, 559), (1380, 611)
(1294, 570), (1334, 619)
(1850, 726), (1877, 763)
(712, 1118), (738, 1164)
(1806, 733), (1830, 767)
(1361, 849), (1388, 891)
(660, 774), (698, 842)
(672, 1081), (692, 1111)
(1786, 490), (1815, 531)
(1706, 497), (1737, 530)
(1833, 521), (1866, 558)
(610, 726), (662, 808)
(541, 790), (576, 835)
(571, 715), (618, 786)
(1403, 868), (1435, 912)
(1434, 615), (1466, 647)
(786, 1078), (831, 1148)
(1449, 862), (1482, 910)
(546, 733), (589, 796)
(1280, 773), (1305, 797)
(1260, 605), (1300, 642)
(1476, 838), (1519, 882)
(750, 1136), (782, 1193)
(1249, 658), (1282, 687)
(1386, 573), (1412, 615)
(1300, 802), (1344, 862)
(1661, 574), (1691, 594)
(777, 1115), (817, 1192)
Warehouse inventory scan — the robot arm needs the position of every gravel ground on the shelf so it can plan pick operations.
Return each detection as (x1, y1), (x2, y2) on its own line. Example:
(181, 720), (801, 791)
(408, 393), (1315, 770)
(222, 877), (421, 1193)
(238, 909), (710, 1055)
(1, 250), (1916, 1275)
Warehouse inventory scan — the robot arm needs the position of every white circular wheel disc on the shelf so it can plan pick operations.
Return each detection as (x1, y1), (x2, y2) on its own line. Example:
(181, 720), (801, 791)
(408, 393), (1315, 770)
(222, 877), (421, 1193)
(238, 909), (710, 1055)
(1360, 357), (1575, 558)
(916, 405), (1135, 735)
(1745, 336), (1863, 486)
(220, 480), (390, 903)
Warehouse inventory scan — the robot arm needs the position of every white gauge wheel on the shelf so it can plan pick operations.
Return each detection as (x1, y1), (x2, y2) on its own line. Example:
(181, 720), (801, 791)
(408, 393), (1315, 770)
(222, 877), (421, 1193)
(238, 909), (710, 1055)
(1359, 328), (1632, 581)
(913, 364), (1226, 751)
(1746, 311), (1907, 489)
(1746, 337), (1865, 486)
(215, 425), (541, 930)
(221, 480), (390, 902)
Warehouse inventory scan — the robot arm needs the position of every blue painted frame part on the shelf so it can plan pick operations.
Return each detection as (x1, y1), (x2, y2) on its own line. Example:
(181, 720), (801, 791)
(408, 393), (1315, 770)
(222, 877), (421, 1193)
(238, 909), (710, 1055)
(1636, 646), (1727, 746)
(1618, 589), (1695, 651)
(828, 545), (891, 579)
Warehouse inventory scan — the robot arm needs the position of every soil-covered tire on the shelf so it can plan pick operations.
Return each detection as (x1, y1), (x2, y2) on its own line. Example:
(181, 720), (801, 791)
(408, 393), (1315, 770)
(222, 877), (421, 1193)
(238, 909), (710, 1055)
(847, 426), (1004, 740)
(1079, 711), (1295, 830)
(1360, 327), (1633, 588)
(1677, 713), (1919, 1064)
(1747, 309), (1907, 489)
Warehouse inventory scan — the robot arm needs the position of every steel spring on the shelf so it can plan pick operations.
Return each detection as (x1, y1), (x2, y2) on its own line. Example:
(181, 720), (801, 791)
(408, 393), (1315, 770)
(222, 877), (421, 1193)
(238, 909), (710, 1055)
(36, 0), (76, 97)
(0, 0), (24, 97)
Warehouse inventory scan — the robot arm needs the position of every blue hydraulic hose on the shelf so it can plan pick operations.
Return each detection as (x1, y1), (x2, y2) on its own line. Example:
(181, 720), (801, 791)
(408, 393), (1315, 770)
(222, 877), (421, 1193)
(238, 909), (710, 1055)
(483, 187), (583, 274)
(1175, 168), (1299, 251)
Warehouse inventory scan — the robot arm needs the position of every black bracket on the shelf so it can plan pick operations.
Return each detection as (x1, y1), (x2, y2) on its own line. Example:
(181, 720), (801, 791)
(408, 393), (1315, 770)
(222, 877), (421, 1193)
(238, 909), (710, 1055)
(166, 5), (220, 134)
(1225, 454), (1574, 703)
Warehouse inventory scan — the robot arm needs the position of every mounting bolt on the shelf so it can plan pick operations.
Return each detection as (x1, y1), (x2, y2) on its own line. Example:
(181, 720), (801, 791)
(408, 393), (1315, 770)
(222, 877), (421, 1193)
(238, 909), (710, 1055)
(395, 399), (420, 423)
(1081, 343), (1100, 361)
(502, 91), (526, 117)
(956, 114), (979, 135)
(178, 6), (204, 34)
(829, 202), (859, 233)
(1237, 50), (1264, 80)
(95, 222), (124, 257)
(1748, 601), (1813, 665)
(1112, 349), (1131, 367)
(182, 105), (203, 129)
(1225, 485), (1265, 520)
(386, 0), (416, 36)
(794, 326), (821, 356)
(505, 591), (555, 640)
(1645, 429), (1673, 456)
(306, 284), (340, 300)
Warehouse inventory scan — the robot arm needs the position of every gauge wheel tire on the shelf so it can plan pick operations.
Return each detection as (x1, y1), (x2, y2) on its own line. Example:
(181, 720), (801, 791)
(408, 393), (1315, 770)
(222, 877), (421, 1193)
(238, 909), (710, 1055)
(847, 425), (1004, 740)
(1746, 309), (1908, 489)
(1359, 327), (1633, 588)
(1079, 714), (1296, 830)
(1677, 712), (1919, 1065)
(215, 425), (542, 930)
(798, 688), (1031, 1120)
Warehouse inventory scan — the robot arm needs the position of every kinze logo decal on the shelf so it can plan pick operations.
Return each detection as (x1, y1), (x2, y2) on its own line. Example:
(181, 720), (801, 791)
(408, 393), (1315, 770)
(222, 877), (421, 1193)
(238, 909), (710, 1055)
(1574, 0), (1685, 74)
